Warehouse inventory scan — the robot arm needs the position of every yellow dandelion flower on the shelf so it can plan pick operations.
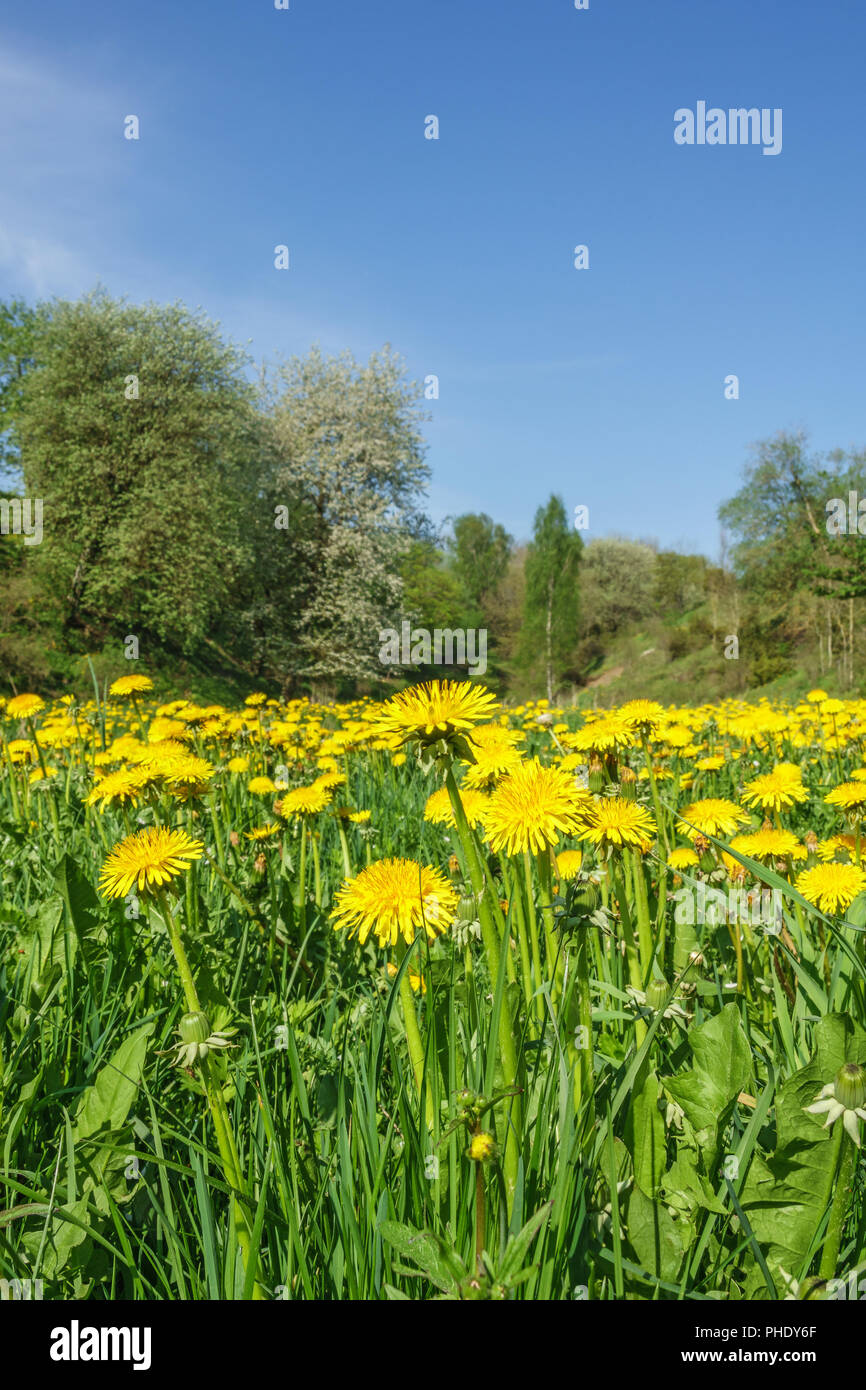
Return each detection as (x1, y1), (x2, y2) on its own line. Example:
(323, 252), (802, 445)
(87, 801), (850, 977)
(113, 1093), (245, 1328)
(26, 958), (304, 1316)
(279, 782), (333, 817)
(245, 824), (281, 841)
(618, 699), (666, 734)
(825, 782), (866, 818)
(109, 675), (154, 697)
(248, 775), (278, 795)
(816, 834), (858, 862)
(331, 858), (459, 949)
(678, 798), (749, 840)
(6, 693), (46, 720)
(741, 763), (808, 812)
(163, 755), (216, 795)
(555, 849), (583, 880)
(147, 717), (189, 744)
(664, 725), (694, 750)
(131, 740), (188, 767)
(424, 785), (488, 828)
(566, 715), (635, 756)
(578, 797), (656, 852)
(98, 826), (204, 898)
(462, 740), (524, 788)
(377, 680), (499, 746)
(667, 846), (699, 870)
(85, 766), (149, 810)
(735, 828), (807, 862)
(314, 771), (346, 791)
(483, 759), (590, 857)
(6, 739), (36, 763)
(795, 863), (866, 915)
(29, 764), (58, 784)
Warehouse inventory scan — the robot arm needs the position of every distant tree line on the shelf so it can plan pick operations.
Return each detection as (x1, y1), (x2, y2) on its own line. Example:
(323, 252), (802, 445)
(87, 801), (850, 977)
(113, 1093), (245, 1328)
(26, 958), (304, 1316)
(1, 290), (864, 700)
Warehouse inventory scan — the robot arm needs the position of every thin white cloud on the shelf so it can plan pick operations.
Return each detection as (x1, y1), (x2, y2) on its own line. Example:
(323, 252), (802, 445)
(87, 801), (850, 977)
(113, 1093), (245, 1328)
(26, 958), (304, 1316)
(0, 38), (126, 295)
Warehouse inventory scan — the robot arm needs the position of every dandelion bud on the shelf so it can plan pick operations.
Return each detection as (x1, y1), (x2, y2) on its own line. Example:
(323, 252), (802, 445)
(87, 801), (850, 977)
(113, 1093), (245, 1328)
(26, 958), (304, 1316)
(804, 831), (819, 855)
(834, 1062), (866, 1111)
(447, 853), (461, 879)
(179, 1011), (212, 1045)
(645, 977), (669, 1011)
(618, 766), (637, 800)
(694, 836), (714, 871)
(589, 759), (605, 793)
(573, 882), (600, 911)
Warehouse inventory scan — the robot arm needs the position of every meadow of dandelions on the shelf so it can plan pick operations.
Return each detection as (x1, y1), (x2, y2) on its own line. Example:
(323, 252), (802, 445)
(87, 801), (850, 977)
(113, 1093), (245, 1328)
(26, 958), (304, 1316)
(1, 677), (866, 1299)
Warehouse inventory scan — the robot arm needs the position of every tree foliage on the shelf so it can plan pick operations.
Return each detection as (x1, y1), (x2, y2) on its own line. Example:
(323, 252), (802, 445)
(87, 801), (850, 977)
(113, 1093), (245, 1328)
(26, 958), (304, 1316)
(521, 495), (582, 700)
(9, 291), (258, 655)
(252, 346), (431, 689)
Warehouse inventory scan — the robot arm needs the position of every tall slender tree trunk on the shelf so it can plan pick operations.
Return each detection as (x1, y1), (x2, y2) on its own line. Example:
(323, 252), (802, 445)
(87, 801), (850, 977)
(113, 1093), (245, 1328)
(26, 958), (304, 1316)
(546, 578), (554, 701)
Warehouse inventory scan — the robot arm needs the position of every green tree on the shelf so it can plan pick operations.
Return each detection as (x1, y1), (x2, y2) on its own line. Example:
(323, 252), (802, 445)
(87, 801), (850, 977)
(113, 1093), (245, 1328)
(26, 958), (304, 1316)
(520, 494), (583, 701)
(0, 298), (39, 483)
(5, 289), (259, 657)
(448, 512), (512, 626)
(260, 345), (430, 691)
(399, 538), (463, 630)
(580, 536), (657, 635)
(718, 430), (866, 685)
(654, 551), (707, 614)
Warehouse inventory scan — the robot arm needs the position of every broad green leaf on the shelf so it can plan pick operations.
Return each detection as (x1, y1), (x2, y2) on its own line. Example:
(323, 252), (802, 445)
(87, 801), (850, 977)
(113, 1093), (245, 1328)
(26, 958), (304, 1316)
(22, 1194), (91, 1278)
(663, 1003), (751, 1170)
(626, 1070), (667, 1199)
(72, 1024), (154, 1143)
(378, 1220), (465, 1295)
(624, 1185), (685, 1283)
(660, 1151), (727, 1218)
(55, 853), (100, 968)
(739, 1012), (866, 1287)
(18, 898), (73, 995)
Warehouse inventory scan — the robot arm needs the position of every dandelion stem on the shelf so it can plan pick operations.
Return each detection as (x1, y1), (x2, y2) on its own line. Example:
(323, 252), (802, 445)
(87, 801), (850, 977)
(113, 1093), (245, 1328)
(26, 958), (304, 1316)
(155, 889), (266, 1299)
(819, 1124), (857, 1281)
(521, 852), (545, 1020)
(394, 937), (435, 1131)
(444, 766), (521, 1210)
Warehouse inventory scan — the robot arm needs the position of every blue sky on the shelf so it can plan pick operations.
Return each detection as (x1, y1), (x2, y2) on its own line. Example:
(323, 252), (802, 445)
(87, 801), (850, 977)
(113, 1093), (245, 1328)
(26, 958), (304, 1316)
(2, 0), (864, 557)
